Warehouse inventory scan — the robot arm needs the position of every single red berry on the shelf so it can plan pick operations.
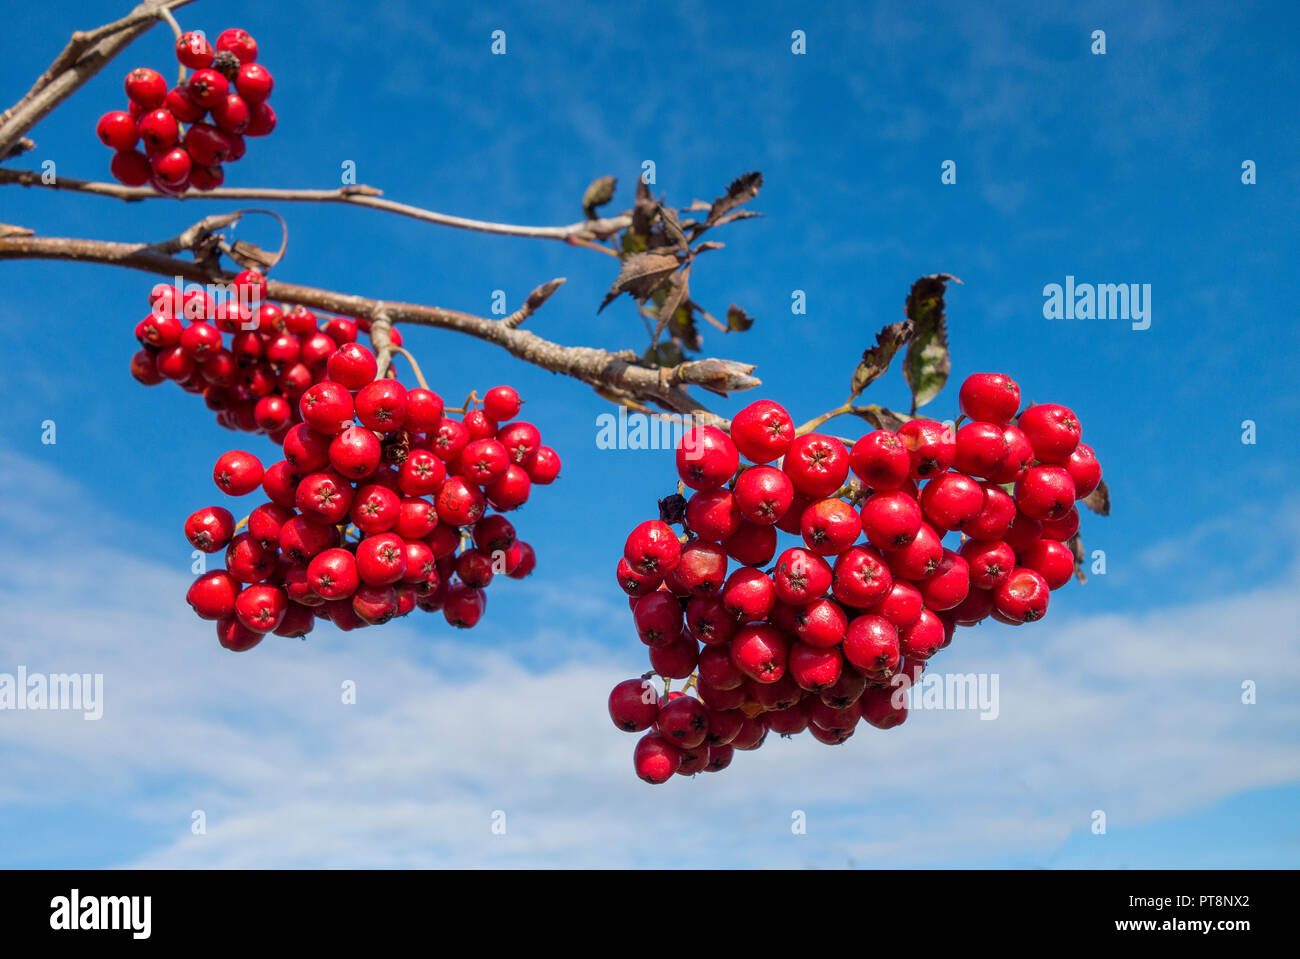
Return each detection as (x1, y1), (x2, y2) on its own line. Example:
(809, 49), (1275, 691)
(403, 388), (444, 432)
(524, 445), (561, 485)
(434, 477), (485, 526)
(1018, 539), (1075, 590)
(1065, 443), (1102, 499)
(842, 614), (899, 673)
(482, 386), (522, 422)
(787, 642), (843, 692)
(130, 349), (164, 385)
(898, 419), (955, 479)
(860, 686), (908, 729)
(831, 545), (893, 608)
(459, 438), (510, 485)
(958, 373), (1021, 425)
(997, 424), (1040, 485)
(210, 93), (250, 135)
(723, 520), (777, 567)
(394, 496), (439, 539)
(951, 587), (994, 626)
(1015, 465), (1076, 520)
(697, 643), (745, 689)
(355, 379), (407, 431)
(137, 108), (179, 152)
(213, 450), (264, 495)
(354, 532), (408, 586)
(186, 570), (239, 621)
(184, 122), (235, 166)
(915, 549), (970, 611)
(462, 410), (498, 441)
(486, 464), (531, 510)
(729, 399), (794, 464)
(1017, 403), (1082, 464)
(187, 68), (229, 108)
(246, 503), (294, 551)
(1040, 506), (1079, 542)
(504, 541), (535, 579)
(992, 567), (1051, 623)
(352, 583), (399, 624)
(964, 483), (1017, 540)
(676, 425), (740, 491)
(772, 547), (832, 604)
(185, 505), (235, 552)
(442, 584), (487, 627)
(805, 698), (859, 739)
(633, 591), (683, 647)
(295, 470), (355, 524)
(886, 522), (944, 580)
(673, 540), (729, 595)
(782, 433), (849, 498)
(729, 715), (767, 751)
(870, 579), (924, 629)
(216, 616), (263, 652)
(110, 149), (152, 186)
(165, 85), (206, 123)
(657, 692), (710, 749)
(899, 608), (947, 659)
(176, 30), (215, 68)
(235, 62), (273, 103)
(609, 679), (659, 732)
(954, 421), (1010, 479)
(325, 342), (378, 390)
(820, 669), (868, 710)
(260, 460), (302, 509)
(307, 548), (360, 600)
(398, 449), (447, 497)
(329, 426), (382, 479)
(720, 566), (776, 623)
(799, 497), (860, 556)
(685, 488), (742, 542)
(730, 624), (789, 683)
(624, 520), (682, 576)
(959, 538), (1016, 590)
(616, 557), (662, 598)
(1003, 510), (1044, 552)
(859, 490), (922, 550)
(849, 430), (911, 491)
(124, 68), (167, 108)
(703, 706), (744, 746)
(274, 602), (317, 638)
(224, 531), (274, 583)
(706, 744), (735, 771)
(431, 419), (470, 462)
(299, 381), (355, 434)
(684, 595), (734, 646)
(401, 540), (437, 586)
(733, 465), (794, 525)
(634, 733), (682, 784)
(96, 110), (138, 150)
(920, 471), (985, 531)
(151, 146), (192, 186)
(216, 28), (259, 63)
(234, 583), (288, 633)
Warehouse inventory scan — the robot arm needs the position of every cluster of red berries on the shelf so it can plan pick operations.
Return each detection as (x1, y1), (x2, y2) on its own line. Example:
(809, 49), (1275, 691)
(610, 373), (1102, 782)
(129, 273), (411, 437)
(96, 28), (274, 193)
(181, 367), (561, 649)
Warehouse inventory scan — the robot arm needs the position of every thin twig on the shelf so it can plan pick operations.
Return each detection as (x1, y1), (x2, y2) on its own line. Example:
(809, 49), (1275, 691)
(501, 277), (565, 329)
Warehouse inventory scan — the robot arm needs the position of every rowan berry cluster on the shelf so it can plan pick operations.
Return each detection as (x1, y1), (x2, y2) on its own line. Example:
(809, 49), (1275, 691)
(610, 373), (1102, 782)
(129, 272), (405, 436)
(182, 369), (560, 650)
(96, 28), (274, 193)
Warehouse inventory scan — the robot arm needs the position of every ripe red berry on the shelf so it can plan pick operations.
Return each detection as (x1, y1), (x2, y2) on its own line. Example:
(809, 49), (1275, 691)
(296, 471), (355, 524)
(1040, 506), (1079, 542)
(356, 533), (407, 586)
(634, 733), (681, 784)
(325, 343), (378, 390)
(234, 583), (288, 633)
(96, 110), (138, 150)
(964, 482), (1017, 540)
(725, 518), (777, 564)
(915, 549), (970, 611)
(871, 579), (924, 629)
(919, 471), (985, 531)
(959, 538), (1016, 590)
(184, 122), (235, 167)
(798, 498), (859, 556)
(299, 380), (355, 434)
(328, 426), (382, 479)
(842, 614), (899, 673)
(1018, 539), (1075, 590)
(165, 85), (206, 123)
(187, 68), (229, 108)
(673, 540), (728, 595)
(697, 643), (745, 689)
(213, 450), (264, 495)
(787, 642), (843, 692)
(176, 30), (215, 68)
(859, 490), (922, 550)
(899, 608), (947, 659)
(1017, 403), (1081, 464)
(1014, 465), (1076, 521)
(482, 386), (522, 422)
(992, 567), (1050, 623)
(830, 544), (893, 607)
(782, 433), (848, 498)
(685, 488), (742, 542)
(1065, 443), (1102, 499)
(733, 465), (794, 525)
(730, 624), (789, 683)
(860, 686), (907, 729)
(720, 566), (776, 622)
(676, 425), (740, 491)
(137, 108), (179, 152)
(958, 373), (1021, 425)
(187, 570), (239, 619)
(886, 521), (943, 580)
(656, 695), (709, 748)
(609, 679), (659, 731)
(217, 616), (263, 652)
(125, 68), (167, 108)
(633, 591), (683, 647)
(235, 62), (274, 103)
(898, 419), (955, 479)
(729, 399), (794, 464)
(306, 548), (360, 600)
(216, 28), (259, 63)
(849, 430), (911, 491)
(355, 379), (407, 431)
(951, 587), (994, 626)
(624, 520), (682, 576)
(504, 541), (536, 578)
(954, 421), (1009, 479)
(185, 505), (235, 552)
(152, 146), (192, 187)
(772, 547), (832, 604)
(110, 149), (152, 186)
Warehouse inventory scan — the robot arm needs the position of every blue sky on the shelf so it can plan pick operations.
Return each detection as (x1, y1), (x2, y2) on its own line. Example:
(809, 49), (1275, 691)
(1, 0), (1298, 867)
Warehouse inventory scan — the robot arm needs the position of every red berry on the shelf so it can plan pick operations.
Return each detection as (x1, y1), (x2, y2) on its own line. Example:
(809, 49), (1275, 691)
(676, 425), (739, 491)
(899, 608), (947, 659)
(213, 450), (264, 495)
(1065, 443), (1102, 499)
(724, 520), (777, 566)
(504, 541), (535, 578)
(443, 584), (487, 627)
(992, 567), (1050, 623)
(137, 108), (179, 152)
(964, 482), (1017, 540)
(1040, 506), (1079, 542)
(633, 733), (681, 784)
(787, 642), (843, 692)
(656, 695), (709, 748)
(525, 445), (561, 485)
(992, 425), (1036, 482)
(280, 516), (339, 565)
(246, 503), (294, 550)
(404, 388), (444, 432)
(215, 28), (259, 64)
(898, 419), (955, 479)
(706, 745), (735, 771)
(799, 498), (860, 556)
(1014, 465), (1076, 520)
(235, 62), (273, 103)
(848, 430), (911, 491)
(915, 549), (970, 611)
(96, 110), (138, 150)
(187, 68), (229, 108)
(176, 31), (215, 68)
(245, 100), (276, 136)
(482, 386), (522, 421)
(859, 490), (922, 550)
(958, 373), (1021, 425)
(951, 587), (994, 626)
(352, 583), (399, 624)
(860, 686), (907, 729)
(730, 624), (789, 683)
(633, 591), (683, 647)
(110, 149), (152, 186)
(887, 522), (943, 580)
(185, 505), (235, 552)
(307, 548), (360, 600)
(165, 85), (206, 123)
(685, 489), (742, 542)
(124, 68), (167, 108)
(355, 533), (407, 586)
(959, 538), (1016, 590)
(224, 531), (274, 583)
(954, 421), (1009, 479)
(842, 614), (899, 673)
(782, 433), (848, 498)
(355, 379), (407, 431)
(624, 520), (681, 576)
(187, 570), (239, 619)
(1017, 404), (1081, 464)
(697, 643), (745, 688)
(831, 545), (893, 607)
(151, 146), (192, 186)
(130, 349), (164, 385)
(720, 566), (776, 623)
(733, 465), (794, 525)
(398, 449), (447, 497)
(609, 679), (659, 732)
(216, 616), (263, 652)
(673, 540), (729, 595)
(871, 579), (924, 629)
(299, 380), (355, 434)
(329, 426), (382, 479)
(234, 583), (288, 633)
(326, 343), (378, 390)
(729, 400), (794, 464)
(210, 93), (250, 135)
(1018, 539), (1075, 590)
(771, 547), (832, 604)
(919, 471), (985, 531)
(184, 122), (234, 167)
(295, 471), (355, 524)
(434, 477), (485, 526)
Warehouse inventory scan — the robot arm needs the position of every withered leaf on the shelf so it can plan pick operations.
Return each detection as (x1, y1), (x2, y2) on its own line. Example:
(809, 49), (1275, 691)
(706, 171), (763, 226)
(1082, 479), (1110, 516)
(654, 267), (691, 342)
(669, 300), (702, 352)
(849, 405), (912, 432)
(726, 304), (754, 332)
(1067, 533), (1088, 583)
(599, 252), (680, 313)
(902, 273), (959, 412)
(850, 319), (914, 398)
(658, 493), (687, 525)
(657, 204), (689, 250)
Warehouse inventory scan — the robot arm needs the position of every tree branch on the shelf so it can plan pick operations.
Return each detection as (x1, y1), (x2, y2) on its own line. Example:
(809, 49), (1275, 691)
(0, 0), (198, 158)
(0, 221), (755, 424)
(0, 169), (635, 243)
